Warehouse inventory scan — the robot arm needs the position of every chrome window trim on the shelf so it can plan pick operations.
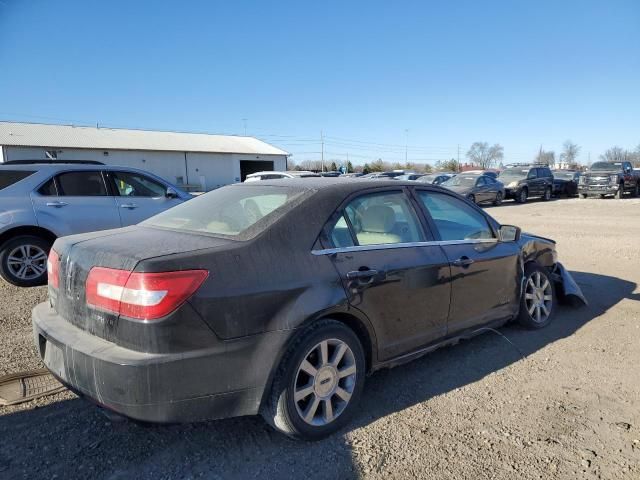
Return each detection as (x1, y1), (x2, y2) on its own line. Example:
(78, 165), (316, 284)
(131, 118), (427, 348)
(311, 238), (499, 256)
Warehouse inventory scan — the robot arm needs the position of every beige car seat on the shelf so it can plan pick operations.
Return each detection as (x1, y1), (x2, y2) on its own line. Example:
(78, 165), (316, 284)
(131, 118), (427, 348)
(356, 205), (402, 245)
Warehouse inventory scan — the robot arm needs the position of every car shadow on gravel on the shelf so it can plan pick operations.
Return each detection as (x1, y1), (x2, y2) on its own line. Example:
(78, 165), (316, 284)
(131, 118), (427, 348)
(0, 271), (636, 480)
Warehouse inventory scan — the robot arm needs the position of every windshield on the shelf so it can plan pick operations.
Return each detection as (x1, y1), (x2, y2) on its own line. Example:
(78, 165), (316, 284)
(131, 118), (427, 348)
(553, 171), (576, 180)
(499, 168), (529, 179)
(591, 162), (621, 171)
(443, 175), (477, 187)
(143, 184), (309, 239)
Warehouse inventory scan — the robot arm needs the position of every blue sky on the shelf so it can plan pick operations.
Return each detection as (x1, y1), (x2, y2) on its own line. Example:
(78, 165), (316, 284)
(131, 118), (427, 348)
(1, 0), (638, 166)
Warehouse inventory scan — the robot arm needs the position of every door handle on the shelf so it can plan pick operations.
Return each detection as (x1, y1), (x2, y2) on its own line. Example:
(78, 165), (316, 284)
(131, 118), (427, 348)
(120, 203), (138, 209)
(346, 269), (379, 282)
(452, 256), (474, 268)
(45, 201), (67, 208)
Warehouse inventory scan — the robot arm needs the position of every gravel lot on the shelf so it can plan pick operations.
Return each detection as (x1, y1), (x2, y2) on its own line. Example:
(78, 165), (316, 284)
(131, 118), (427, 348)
(1, 197), (639, 479)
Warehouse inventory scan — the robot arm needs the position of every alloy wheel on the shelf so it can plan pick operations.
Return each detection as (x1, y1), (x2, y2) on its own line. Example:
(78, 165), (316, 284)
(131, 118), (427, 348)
(294, 338), (357, 426)
(524, 271), (553, 323)
(6, 244), (48, 281)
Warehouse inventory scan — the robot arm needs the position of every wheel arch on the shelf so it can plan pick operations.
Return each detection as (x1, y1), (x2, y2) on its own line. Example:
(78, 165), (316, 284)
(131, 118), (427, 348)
(0, 225), (57, 249)
(258, 308), (378, 412)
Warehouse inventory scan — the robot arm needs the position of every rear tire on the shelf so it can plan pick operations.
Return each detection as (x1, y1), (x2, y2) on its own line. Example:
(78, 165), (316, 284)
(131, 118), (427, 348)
(517, 263), (555, 329)
(633, 183), (639, 198)
(0, 235), (51, 287)
(542, 187), (552, 201)
(262, 319), (366, 440)
(467, 194), (476, 204)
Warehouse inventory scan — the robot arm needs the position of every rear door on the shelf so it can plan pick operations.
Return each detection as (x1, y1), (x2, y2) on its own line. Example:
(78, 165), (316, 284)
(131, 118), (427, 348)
(106, 170), (183, 225)
(31, 170), (121, 236)
(414, 189), (520, 333)
(320, 188), (451, 360)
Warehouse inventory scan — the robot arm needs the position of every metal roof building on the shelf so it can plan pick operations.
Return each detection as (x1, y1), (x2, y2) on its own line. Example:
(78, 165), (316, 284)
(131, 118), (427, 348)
(0, 122), (288, 190)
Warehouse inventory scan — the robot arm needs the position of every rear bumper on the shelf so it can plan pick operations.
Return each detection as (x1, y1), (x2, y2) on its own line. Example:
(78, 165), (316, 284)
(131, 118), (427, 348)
(32, 302), (290, 423)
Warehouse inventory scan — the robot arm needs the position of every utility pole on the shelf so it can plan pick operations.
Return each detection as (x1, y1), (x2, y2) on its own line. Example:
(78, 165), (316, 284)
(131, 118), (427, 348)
(457, 144), (460, 164)
(242, 118), (248, 136)
(321, 130), (325, 172)
(404, 129), (409, 164)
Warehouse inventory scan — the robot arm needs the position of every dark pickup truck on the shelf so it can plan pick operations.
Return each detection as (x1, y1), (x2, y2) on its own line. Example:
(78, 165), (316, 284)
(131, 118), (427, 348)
(578, 161), (640, 199)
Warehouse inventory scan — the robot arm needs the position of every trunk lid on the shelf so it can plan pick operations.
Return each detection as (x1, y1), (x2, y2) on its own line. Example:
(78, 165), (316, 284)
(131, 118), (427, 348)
(50, 226), (231, 346)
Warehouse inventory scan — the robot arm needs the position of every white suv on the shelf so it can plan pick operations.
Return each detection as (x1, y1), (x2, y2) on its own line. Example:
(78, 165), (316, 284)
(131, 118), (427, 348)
(0, 161), (191, 287)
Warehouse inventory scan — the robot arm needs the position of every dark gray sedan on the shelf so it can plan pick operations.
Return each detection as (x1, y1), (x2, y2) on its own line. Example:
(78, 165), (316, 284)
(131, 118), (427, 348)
(441, 173), (505, 206)
(34, 178), (584, 440)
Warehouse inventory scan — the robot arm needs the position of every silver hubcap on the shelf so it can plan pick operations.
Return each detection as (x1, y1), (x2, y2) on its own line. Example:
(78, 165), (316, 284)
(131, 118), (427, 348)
(524, 271), (552, 323)
(294, 338), (357, 426)
(6, 244), (48, 280)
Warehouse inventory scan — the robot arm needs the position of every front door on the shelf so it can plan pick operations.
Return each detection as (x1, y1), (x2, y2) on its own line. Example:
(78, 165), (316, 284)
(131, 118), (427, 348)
(415, 189), (520, 333)
(324, 189), (451, 360)
(106, 170), (184, 225)
(31, 170), (121, 237)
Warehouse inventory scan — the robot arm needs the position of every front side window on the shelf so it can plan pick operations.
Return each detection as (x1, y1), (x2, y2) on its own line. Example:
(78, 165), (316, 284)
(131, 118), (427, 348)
(417, 191), (495, 241)
(340, 191), (424, 246)
(56, 171), (108, 196)
(144, 184), (309, 239)
(111, 171), (166, 197)
(476, 176), (486, 186)
(527, 169), (538, 179)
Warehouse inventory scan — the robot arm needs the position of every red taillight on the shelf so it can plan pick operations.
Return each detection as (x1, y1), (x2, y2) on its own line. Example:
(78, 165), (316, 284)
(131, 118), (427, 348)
(47, 249), (60, 289)
(85, 268), (208, 321)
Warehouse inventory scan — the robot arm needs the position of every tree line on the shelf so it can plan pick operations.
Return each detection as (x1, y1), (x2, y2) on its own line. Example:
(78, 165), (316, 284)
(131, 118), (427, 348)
(288, 140), (640, 173)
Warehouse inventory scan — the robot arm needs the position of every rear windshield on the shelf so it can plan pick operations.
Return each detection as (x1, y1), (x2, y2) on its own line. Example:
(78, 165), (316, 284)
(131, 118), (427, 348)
(143, 184), (310, 239)
(0, 170), (36, 191)
(443, 175), (477, 186)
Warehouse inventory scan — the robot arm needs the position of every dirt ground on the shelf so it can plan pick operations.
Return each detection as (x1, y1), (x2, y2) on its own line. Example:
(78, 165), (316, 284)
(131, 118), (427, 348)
(0, 197), (639, 479)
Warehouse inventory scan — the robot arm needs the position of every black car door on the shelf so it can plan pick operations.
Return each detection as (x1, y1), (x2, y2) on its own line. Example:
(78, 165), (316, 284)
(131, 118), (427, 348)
(414, 189), (521, 333)
(319, 188), (451, 360)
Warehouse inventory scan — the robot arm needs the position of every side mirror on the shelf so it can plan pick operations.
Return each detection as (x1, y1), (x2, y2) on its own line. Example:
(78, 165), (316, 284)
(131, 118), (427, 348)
(166, 187), (178, 199)
(499, 225), (521, 242)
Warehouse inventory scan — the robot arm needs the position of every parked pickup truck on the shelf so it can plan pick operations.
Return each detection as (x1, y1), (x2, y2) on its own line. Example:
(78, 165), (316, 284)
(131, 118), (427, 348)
(578, 161), (640, 199)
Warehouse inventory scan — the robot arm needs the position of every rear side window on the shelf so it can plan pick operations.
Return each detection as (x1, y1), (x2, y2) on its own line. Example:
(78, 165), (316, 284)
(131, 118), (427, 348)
(143, 185), (309, 239)
(340, 191), (424, 246)
(0, 170), (35, 191)
(417, 191), (495, 241)
(56, 171), (108, 196)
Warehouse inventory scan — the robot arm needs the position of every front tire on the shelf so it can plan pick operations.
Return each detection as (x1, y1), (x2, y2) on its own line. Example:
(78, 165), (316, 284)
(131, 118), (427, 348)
(262, 319), (366, 440)
(0, 235), (51, 287)
(615, 183), (624, 199)
(517, 263), (555, 329)
(516, 188), (528, 204)
(493, 191), (503, 206)
(467, 194), (476, 204)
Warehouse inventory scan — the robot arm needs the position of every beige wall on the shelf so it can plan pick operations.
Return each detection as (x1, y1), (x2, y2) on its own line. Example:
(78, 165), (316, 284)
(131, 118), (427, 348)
(3, 146), (287, 191)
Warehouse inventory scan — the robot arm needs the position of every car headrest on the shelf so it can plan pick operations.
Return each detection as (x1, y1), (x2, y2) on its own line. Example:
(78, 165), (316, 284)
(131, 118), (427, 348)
(360, 205), (396, 233)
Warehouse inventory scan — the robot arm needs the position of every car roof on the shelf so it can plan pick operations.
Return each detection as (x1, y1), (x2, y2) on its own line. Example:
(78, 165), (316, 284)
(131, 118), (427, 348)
(0, 163), (153, 173)
(231, 177), (452, 194)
